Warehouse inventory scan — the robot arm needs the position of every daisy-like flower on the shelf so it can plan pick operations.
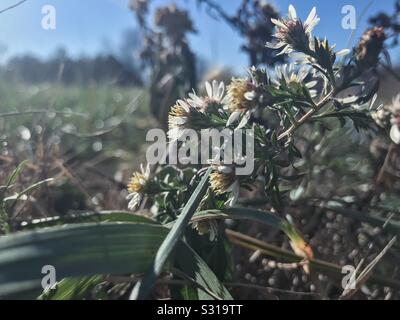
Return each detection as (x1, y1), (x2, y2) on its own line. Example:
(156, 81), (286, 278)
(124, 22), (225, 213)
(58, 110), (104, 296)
(167, 99), (210, 140)
(226, 78), (258, 128)
(267, 5), (320, 55)
(188, 80), (226, 112)
(210, 165), (240, 206)
(126, 163), (151, 211)
(273, 64), (317, 96)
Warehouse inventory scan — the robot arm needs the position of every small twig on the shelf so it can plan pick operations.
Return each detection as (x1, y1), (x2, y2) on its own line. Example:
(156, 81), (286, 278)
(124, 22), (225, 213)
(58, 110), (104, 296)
(0, 0), (27, 14)
(277, 91), (334, 141)
(340, 236), (397, 299)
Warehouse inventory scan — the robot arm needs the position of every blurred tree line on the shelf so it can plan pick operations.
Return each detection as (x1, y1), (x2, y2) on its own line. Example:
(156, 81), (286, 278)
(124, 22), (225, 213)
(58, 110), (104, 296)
(0, 47), (143, 87)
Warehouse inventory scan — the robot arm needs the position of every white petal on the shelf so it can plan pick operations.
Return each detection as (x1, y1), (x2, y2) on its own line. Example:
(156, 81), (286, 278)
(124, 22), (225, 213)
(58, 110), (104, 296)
(266, 41), (284, 50)
(178, 100), (190, 113)
(339, 96), (358, 104)
(390, 125), (400, 144)
(271, 18), (287, 29)
(309, 89), (317, 98)
(218, 166), (233, 174)
(188, 92), (203, 106)
(305, 7), (316, 26)
(128, 193), (142, 211)
(306, 80), (317, 88)
(336, 48), (350, 57)
(236, 111), (251, 130)
(217, 82), (225, 100)
(244, 91), (257, 101)
(145, 163), (151, 177)
(277, 45), (291, 56)
(212, 80), (218, 97)
(306, 17), (320, 32)
(226, 111), (242, 127)
(369, 93), (378, 110)
(288, 5), (297, 20)
(205, 81), (213, 98)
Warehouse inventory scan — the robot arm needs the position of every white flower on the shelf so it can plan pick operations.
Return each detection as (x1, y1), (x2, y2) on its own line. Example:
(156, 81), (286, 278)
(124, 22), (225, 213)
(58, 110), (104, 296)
(167, 99), (208, 141)
(188, 80), (226, 110)
(210, 165), (240, 207)
(205, 80), (226, 102)
(273, 64), (317, 96)
(267, 5), (320, 55)
(126, 163), (151, 211)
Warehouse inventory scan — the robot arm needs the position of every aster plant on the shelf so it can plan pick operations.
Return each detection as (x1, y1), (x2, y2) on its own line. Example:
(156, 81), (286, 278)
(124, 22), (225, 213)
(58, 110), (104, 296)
(125, 5), (391, 299)
(1, 5), (398, 301)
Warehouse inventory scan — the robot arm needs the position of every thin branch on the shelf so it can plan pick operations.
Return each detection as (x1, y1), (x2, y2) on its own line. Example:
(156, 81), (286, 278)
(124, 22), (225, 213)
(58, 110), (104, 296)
(277, 90), (334, 141)
(340, 236), (397, 299)
(0, 0), (28, 14)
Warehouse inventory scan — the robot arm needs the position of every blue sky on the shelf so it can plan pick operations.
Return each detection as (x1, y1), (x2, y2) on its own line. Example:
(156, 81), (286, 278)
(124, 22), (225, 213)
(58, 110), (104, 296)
(0, 0), (398, 70)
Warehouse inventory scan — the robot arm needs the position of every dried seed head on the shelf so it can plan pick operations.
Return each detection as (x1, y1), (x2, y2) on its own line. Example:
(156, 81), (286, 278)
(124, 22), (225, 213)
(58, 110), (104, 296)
(155, 4), (196, 41)
(355, 27), (386, 68)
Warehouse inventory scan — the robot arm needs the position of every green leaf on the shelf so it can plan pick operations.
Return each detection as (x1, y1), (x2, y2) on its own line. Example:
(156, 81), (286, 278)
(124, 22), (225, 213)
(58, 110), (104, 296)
(0, 222), (168, 297)
(174, 242), (233, 300)
(130, 167), (212, 300)
(4, 161), (28, 190)
(19, 211), (159, 230)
